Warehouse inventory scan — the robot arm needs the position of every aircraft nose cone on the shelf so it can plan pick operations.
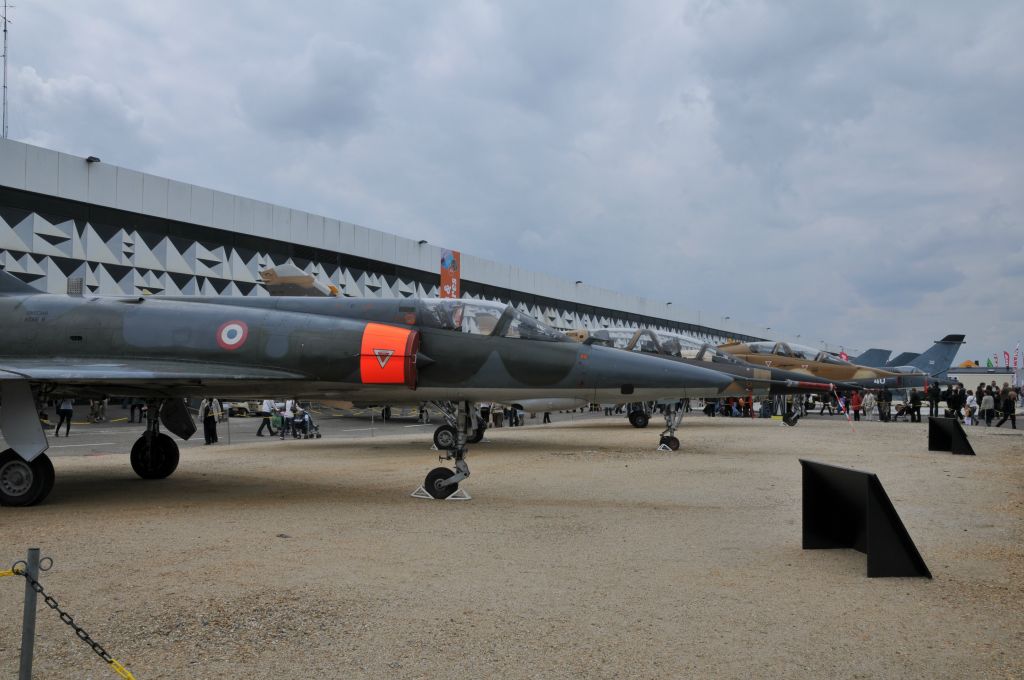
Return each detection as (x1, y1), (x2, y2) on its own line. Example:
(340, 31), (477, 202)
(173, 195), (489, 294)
(589, 345), (734, 390)
(675, 362), (734, 390)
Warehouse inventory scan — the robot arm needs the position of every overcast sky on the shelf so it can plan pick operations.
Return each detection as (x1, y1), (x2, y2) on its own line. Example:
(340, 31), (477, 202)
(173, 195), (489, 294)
(6, 1), (1022, 365)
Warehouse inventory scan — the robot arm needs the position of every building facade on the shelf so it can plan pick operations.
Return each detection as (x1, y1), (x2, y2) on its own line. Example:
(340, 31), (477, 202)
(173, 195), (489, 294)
(0, 138), (760, 343)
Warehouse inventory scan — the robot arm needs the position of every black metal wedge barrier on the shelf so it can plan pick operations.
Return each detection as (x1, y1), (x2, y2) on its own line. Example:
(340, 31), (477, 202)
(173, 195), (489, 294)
(2, 548), (138, 679)
(928, 417), (976, 456)
(800, 460), (932, 578)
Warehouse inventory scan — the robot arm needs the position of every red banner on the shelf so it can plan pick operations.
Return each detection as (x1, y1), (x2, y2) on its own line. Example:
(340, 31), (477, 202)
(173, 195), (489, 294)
(440, 249), (460, 298)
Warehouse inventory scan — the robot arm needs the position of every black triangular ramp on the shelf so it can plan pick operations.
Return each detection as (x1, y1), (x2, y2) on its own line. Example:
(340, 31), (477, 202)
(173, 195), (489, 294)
(866, 475), (932, 578)
(800, 459), (931, 578)
(928, 417), (975, 456)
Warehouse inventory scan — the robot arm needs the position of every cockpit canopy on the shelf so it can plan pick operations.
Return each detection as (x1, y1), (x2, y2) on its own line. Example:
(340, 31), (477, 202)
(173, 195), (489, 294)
(417, 299), (568, 342)
(587, 328), (732, 362)
(745, 341), (851, 365)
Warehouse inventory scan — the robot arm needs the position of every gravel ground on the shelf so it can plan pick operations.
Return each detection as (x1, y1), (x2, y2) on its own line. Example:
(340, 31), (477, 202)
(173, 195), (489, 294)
(1, 417), (1021, 679)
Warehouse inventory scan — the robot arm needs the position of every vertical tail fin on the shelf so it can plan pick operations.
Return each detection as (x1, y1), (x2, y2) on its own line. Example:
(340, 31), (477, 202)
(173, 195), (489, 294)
(851, 348), (892, 368)
(0, 268), (41, 295)
(908, 334), (966, 379)
(886, 351), (920, 367)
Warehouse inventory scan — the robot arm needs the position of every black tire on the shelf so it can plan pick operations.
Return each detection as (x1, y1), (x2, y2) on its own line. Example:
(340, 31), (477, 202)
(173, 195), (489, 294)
(629, 411), (649, 428)
(660, 435), (680, 451)
(130, 433), (180, 480)
(467, 425), (486, 444)
(0, 449), (55, 506)
(424, 467), (457, 499)
(433, 425), (458, 450)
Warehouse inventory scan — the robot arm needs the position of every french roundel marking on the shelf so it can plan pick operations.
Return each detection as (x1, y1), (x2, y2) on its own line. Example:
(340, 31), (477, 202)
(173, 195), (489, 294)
(216, 320), (249, 350)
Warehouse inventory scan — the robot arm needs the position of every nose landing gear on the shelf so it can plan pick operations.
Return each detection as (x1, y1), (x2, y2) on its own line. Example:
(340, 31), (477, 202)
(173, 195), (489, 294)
(417, 401), (476, 500)
(657, 403), (684, 451)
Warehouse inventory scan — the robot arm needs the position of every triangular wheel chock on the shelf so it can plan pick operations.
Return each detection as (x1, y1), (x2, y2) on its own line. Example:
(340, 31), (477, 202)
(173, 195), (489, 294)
(410, 486), (473, 501)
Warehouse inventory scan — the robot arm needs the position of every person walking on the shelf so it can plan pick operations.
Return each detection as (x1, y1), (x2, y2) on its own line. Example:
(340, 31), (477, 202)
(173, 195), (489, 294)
(980, 389), (995, 426)
(862, 390), (877, 421)
(54, 397), (73, 437)
(927, 383), (941, 418)
(878, 387), (892, 422)
(850, 391), (862, 421)
(199, 396), (221, 444)
(256, 398), (277, 436)
(279, 399), (295, 439)
(909, 388), (922, 423)
(543, 411), (551, 424)
(995, 389), (1017, 429)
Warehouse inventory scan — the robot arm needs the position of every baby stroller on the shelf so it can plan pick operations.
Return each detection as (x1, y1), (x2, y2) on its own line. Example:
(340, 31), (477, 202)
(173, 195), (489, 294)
(292, 409), (322, 439)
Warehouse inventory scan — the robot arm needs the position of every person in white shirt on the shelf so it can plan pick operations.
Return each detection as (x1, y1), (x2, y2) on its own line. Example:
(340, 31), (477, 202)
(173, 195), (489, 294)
(55, 397), (73, 437)
(199, 397), (221, 444)
(257, 398), (277, 437)
(964, 390), (978, 426)
(280, 399), (295, 439)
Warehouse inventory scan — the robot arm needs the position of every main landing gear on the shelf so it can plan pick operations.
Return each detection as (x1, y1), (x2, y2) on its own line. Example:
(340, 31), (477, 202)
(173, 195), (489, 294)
(130, 400), (180, 479)
(628, 406), (650, 429)
(657, 402), (683, 451)
(421, 401), (477, 499)
(0, 449), (55, 506)
(431, 401), (486, 450)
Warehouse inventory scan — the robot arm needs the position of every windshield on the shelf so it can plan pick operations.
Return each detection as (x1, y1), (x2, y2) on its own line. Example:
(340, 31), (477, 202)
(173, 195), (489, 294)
(417, 299), (567, 342)
(788, 344), (822, 361)
(746, 341), (777, 354)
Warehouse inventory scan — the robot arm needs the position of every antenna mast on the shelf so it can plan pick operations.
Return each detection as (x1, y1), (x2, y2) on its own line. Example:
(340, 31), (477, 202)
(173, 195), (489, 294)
(1, 1), (11, 138)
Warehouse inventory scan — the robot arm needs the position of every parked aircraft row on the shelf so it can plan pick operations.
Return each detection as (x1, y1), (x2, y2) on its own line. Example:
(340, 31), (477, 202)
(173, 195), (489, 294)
(0, 269), (964, 506)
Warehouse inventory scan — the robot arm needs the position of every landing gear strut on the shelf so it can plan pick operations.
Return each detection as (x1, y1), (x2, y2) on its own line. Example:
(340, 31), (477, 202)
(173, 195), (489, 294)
(130, 401), (180, 479)
(422, 400), (476, 499)
(657, 402), (683, 451)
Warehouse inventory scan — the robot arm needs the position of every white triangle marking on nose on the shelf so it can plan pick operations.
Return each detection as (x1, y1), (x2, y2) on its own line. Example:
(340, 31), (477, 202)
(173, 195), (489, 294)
(374, 349), (395, 368)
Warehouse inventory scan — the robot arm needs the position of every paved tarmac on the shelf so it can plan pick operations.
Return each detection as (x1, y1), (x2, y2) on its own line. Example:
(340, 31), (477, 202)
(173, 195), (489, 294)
(3, 405), (611, 458)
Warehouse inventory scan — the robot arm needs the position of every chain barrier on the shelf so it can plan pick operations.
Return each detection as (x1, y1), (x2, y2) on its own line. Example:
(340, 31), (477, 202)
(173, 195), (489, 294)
(5, 561), (137, 680)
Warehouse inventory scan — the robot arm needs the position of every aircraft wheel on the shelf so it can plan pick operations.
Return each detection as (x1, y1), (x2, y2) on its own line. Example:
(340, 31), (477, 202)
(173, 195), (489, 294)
(660, 435), (680, 451)
(629, 411), (649, 428)
(433, 425), (458, 450)
(424, 467), (457, 499)
(467, 425), (486, 444)
(0, 449), (55, 506)
(130, 433), (180, 480)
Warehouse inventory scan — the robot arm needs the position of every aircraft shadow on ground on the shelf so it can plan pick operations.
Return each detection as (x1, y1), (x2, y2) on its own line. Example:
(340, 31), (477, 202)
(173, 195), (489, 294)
(38, 464), (403, 510)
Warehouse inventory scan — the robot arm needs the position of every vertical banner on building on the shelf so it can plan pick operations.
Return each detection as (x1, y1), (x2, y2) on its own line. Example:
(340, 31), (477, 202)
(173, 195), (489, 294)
(440, 249), (461, 299)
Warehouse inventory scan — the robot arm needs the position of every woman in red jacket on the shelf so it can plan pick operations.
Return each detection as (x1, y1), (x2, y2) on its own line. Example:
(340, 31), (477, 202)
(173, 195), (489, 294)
(850, 391), (862, 421)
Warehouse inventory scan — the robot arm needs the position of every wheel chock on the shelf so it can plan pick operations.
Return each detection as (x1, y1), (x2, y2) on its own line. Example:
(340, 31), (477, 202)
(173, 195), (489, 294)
(657, 443), (672, 452)
(410, 486), (473, 501)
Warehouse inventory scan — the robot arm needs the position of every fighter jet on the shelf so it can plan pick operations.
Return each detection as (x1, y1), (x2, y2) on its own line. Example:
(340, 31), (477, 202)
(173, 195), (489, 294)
(0, 270), (733, 505)
(559, 327), (837, 444)
(717, 336), (965, 390)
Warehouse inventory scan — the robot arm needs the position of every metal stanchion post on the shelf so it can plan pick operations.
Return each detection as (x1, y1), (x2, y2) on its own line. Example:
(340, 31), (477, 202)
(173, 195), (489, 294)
(18, 547), (40, 680)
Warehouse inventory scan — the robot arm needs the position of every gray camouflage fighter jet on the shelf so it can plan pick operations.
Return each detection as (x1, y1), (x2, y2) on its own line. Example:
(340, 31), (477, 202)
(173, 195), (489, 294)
(0, 270), (733, 505)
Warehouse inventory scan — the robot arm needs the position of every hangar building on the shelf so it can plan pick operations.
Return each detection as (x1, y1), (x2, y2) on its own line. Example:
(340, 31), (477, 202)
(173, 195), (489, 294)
(0, 138), (761, 343)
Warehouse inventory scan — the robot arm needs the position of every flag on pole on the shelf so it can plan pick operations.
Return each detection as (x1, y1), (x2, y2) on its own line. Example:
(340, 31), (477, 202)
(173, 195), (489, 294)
(987, 356), (994, 368)
(1014, 343), (1019, 370)
(839, 350), (849, 361)
(1004, 351), (1011, 367)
